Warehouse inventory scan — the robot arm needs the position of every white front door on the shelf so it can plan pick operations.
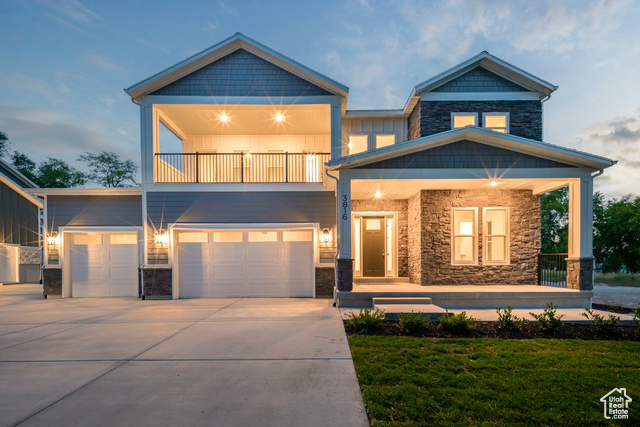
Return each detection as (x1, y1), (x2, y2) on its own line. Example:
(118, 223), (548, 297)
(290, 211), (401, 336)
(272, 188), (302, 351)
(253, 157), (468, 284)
(177, 228), (314, 298)
(69, 233), (138, 297)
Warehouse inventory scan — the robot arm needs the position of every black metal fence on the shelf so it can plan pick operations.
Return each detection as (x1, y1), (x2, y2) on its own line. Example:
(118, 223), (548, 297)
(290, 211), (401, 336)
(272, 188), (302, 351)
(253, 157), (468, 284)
(154, 152), (331, 183)
(538, 253), (568, 287)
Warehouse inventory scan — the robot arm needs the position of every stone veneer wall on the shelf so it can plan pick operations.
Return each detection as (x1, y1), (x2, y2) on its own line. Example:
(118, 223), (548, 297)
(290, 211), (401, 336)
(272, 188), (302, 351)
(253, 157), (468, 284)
(407, 103), (421, 141)
(407, 193), (423, 284)
(420, 100), (543, 141)
(352, 199), (408, 277)
(315, 267), (335, 297)
(410, 189), (541, 286)
(142, 268), (172, 298)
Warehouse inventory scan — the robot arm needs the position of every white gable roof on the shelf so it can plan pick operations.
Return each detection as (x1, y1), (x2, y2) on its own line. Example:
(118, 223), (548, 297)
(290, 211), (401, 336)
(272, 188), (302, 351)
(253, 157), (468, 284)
(414, 51), (558, 97)
(125, 33), (349, 100)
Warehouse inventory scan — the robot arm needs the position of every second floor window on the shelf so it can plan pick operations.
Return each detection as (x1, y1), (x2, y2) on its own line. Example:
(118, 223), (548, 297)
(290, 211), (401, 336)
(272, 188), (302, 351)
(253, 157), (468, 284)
(483, 113), (509, 133)
(451, 113), (478, 129)
(376, 134), (395, 149)
(348, 135), (368, 155)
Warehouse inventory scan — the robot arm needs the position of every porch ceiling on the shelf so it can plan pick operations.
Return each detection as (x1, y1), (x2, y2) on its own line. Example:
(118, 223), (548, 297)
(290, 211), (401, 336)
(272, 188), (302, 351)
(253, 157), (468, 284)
(351, 178), (571, 199)
(156, 104), (330, 135)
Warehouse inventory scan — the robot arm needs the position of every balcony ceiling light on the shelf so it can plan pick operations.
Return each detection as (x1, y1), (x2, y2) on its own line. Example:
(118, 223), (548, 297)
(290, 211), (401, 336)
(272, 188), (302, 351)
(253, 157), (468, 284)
(274, 112), (285, 122)
(490, 181), (500, 186)
(374, 190), (382, 198)
(219, 113), (229, 122)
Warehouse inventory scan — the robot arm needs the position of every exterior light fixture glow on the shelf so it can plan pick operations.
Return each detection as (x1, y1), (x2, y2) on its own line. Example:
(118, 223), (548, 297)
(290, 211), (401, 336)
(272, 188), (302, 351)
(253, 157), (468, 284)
(47, 233), (60, 247)
(245, 152), (251, 158)
(321, 228), (331, 244)
(219, 113), (229, 122)
(155, 230), (169, 246)
(490, 181), (499, 186)
(274, 112), (284, 122)
(374, 190), (382, 198)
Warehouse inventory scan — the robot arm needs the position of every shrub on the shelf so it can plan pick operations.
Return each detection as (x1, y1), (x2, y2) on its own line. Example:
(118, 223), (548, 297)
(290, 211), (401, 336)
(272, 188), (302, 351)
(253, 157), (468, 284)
(346, 308), (385, 334)
(633, 309), (640, 328)
(439, 310), (475, 333)
(581, 308), (620, 331)
(530, 302), (565, 330)
(496, 306), (525, 331)
(398, 312), (431, 334)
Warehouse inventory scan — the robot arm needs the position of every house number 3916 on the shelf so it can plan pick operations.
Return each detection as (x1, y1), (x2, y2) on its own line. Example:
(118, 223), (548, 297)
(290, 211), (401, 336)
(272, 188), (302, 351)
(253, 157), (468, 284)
(342, 195), (349, 220)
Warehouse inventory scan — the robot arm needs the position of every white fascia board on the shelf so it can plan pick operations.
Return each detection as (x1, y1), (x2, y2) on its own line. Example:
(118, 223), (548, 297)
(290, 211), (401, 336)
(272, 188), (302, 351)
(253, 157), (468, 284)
(414, 51), (557, 95)
(421, 92), (542, 101)
(28, 187), (142, 196)
(0, 175), (43, 208)
(142, 95), (341, 107)
(326, 127), (616, 170)
(126, 33), (349, 100)
(338, 167), (593, 180)
(143, 183), (327, 192)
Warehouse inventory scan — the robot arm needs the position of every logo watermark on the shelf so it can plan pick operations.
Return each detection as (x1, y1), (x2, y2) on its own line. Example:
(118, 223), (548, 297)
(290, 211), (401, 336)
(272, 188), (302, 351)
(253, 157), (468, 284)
(600, 388), (632, 420)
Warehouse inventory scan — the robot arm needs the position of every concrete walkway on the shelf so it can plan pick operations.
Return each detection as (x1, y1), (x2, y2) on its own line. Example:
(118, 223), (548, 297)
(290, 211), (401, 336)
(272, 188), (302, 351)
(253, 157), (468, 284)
(0, 284), (368, 427)
(593, 284), (640, 309)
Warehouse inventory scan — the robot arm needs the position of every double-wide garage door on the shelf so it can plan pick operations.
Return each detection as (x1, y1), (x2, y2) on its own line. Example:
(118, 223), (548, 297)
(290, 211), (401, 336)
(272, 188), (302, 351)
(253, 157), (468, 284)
(177, 228), (314, 298)
(69, 233), (138, 297)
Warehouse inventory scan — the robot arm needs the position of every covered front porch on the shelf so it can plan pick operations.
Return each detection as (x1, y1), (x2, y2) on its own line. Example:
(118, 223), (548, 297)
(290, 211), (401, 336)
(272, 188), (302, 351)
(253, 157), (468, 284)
(327, 127), (616, 307)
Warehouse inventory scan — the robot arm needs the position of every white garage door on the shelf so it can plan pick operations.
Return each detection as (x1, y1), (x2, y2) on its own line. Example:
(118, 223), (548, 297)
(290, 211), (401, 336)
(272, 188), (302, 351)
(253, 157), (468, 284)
(0, 244), (19, 284)
(177, 228), (314, 298)
(70, 233), (138, 297)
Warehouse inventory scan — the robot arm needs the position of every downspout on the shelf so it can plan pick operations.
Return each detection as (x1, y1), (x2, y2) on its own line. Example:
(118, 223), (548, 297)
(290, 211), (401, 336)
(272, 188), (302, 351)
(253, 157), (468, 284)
(325, 168), (340, 307)
(591, 169), (604, 179)
(131, 96), (146, 300)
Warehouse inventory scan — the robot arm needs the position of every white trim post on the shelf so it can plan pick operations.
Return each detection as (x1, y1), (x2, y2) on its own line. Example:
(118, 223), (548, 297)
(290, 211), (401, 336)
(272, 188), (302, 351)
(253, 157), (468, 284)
(330, 103), (343, 160)
(337, 178), (353, 291)
(567, 178), (595, 290)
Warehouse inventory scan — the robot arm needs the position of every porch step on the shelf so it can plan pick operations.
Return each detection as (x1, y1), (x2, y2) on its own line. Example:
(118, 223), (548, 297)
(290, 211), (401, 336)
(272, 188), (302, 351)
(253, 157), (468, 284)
(373, 303), (448, 321)
(355, 277), (410, 284)
(372, 297), (433, 305)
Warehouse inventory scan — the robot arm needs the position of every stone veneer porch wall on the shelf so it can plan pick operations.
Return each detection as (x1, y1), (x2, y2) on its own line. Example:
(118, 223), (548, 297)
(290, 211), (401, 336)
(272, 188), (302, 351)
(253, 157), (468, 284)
(408, 189), (541, 286)
(352, 199), (408, 277)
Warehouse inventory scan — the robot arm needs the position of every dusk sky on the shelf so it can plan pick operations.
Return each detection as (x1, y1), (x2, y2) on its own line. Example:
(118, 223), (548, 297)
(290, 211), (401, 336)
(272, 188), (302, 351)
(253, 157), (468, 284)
(1, 0), (639, 197)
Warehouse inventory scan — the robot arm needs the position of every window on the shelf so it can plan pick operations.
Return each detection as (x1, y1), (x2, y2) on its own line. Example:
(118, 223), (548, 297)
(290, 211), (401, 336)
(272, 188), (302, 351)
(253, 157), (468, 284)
(179, 232), (208, 243)
(484, 207), (509, 264)
(483, 113), (509, 133)
(109, 234), (137, 245)
(452, 208), (477, 264)
(283, 230), (313, 242)
(248, 231), (277, 242)
(451, 113), (478, 129)
(213, 231), (243, 243)
(348, 135), (368, 155)
(376, 134), (395, 148)
(74, 234), (102, 245)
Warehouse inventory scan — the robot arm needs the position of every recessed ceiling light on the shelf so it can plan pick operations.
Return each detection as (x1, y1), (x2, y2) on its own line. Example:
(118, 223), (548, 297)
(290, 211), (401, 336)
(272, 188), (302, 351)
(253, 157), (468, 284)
(275, 112), (284, 122)
(374, 190), (382, 198)
(219, 113), (229, 122)
(490, 181), (500, 186)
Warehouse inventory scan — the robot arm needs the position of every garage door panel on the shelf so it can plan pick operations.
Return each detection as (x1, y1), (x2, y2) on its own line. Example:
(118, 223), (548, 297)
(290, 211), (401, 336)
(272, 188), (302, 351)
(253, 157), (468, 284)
(178, 228), (314, 298)
(108, 246), (137, 263)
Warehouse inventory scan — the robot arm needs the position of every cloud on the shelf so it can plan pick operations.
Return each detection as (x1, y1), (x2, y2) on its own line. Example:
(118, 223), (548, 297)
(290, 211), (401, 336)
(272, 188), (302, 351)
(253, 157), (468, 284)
(219, 0), (238, 15)
(38, 0), (101, 24)
(86, 55), (125, 72)
(586, 116), (640, 145)
(205, 19), (219, 33)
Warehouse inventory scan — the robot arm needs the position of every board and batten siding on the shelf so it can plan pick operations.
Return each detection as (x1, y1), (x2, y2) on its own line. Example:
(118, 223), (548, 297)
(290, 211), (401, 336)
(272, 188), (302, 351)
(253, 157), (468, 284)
(47, 195), (143, 229)
(342, 117), (408, 148)
(1, 180), (39, 247)
(146, 191), (337, 264)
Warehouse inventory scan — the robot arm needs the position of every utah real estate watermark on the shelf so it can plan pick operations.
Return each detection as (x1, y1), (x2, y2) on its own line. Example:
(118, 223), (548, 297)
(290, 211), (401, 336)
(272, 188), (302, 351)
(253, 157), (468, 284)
(600, 388), (632, 420)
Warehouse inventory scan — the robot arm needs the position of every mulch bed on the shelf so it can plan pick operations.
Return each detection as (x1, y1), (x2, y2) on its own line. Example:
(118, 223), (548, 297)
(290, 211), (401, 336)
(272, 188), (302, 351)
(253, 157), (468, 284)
(592, 303), (638, 314)
(344, 321), (640, 341)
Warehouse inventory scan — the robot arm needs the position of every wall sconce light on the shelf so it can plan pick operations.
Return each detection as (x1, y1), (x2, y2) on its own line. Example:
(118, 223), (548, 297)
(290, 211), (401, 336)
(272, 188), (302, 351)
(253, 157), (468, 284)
(321, 228), (331, 244)
(46, 233), (60, 248)
(155, 230), (169, 246)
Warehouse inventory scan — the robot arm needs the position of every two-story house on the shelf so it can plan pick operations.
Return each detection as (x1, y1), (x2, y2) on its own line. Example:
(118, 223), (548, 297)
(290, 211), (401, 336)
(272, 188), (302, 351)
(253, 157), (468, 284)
(38, 33), (615, 307)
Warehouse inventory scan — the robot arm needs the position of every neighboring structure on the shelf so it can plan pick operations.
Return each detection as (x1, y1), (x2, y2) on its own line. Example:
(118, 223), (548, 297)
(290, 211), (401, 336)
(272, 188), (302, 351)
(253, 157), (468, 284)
(37, 33), (615, 300)
(0, 159), (42, 284)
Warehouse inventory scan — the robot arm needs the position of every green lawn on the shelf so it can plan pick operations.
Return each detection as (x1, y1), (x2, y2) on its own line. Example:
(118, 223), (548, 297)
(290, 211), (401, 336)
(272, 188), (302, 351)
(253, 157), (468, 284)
(349, 336), (640, 426)
(594, 272), (640, 287)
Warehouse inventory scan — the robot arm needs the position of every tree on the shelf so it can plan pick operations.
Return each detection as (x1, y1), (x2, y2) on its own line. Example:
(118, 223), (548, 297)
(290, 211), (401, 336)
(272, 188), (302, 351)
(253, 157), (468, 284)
(78, 151), (138, 187)
(11, 151), (38, 182)
(540, 187), (569, 253)
(0, 131), (9, 158)
(593, 195), (640, 273)
(36, 158), (86, 188)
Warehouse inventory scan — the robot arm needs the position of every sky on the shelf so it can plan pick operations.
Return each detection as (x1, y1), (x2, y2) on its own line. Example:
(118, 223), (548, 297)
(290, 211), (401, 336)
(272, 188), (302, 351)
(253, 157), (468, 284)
(1, 0), (639, 197)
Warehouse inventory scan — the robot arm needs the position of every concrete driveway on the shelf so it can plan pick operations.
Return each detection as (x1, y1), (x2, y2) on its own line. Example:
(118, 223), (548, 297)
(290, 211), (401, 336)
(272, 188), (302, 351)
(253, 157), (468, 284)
(0, 285), (368, 427)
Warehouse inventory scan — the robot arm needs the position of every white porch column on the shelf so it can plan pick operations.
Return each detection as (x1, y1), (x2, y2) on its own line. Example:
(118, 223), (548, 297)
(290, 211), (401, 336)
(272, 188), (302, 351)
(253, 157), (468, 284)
(141, 105), (154, 185)
(567, 177), (595, 290)
(337, 178), (353, 291)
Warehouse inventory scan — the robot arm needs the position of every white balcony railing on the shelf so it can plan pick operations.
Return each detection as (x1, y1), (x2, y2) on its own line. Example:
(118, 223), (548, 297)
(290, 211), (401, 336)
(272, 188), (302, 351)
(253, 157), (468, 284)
(154, 152), (331, 183)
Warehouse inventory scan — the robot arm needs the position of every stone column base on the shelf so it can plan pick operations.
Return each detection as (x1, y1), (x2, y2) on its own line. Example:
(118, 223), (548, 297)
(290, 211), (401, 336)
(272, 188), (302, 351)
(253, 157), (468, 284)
(337, 259), (353, 291)
(43, 267), (62, 298)
(141, 267), (173, 299)
(566, 257), (595, 291)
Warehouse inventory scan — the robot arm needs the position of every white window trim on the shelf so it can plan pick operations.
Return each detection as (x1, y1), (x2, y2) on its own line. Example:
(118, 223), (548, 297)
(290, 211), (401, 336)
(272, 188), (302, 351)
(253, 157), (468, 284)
(483, 207), (511, 265)
(482, 112), (510, 133)
(451, 112), (478, 130)
(451, 207), (478, 266)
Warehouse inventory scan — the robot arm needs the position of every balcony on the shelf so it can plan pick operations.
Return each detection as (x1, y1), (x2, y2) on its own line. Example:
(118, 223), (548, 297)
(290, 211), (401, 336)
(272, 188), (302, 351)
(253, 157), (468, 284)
(154, 152), (331, 183)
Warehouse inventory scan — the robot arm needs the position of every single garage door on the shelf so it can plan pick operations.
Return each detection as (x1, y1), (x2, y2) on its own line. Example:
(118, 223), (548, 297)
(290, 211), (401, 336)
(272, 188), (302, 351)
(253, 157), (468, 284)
(69, 233), (138, 297)
(177, 228), (314, 298)
(0, 244), (19, 284)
